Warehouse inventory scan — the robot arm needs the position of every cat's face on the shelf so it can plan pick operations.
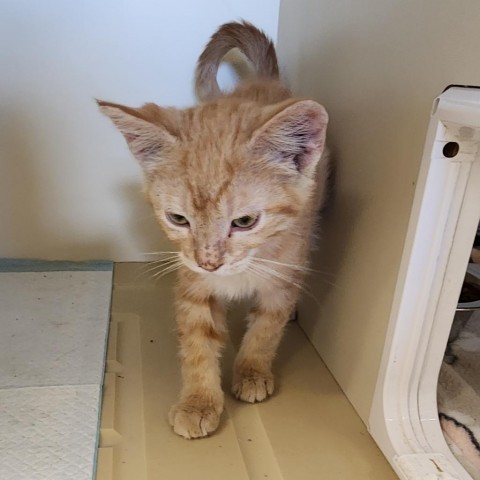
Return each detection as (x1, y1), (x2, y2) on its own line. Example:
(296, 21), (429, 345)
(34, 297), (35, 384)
(99, 98), (328, 276)
(147, 154), (303, 276)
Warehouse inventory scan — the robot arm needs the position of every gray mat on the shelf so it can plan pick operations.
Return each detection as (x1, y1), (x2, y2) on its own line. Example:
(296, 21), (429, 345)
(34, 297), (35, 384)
(0, 261), (112, 480)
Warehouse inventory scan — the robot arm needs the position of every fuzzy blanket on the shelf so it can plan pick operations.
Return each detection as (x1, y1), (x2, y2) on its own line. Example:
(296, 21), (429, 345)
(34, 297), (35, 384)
(438, 310), (480, 479)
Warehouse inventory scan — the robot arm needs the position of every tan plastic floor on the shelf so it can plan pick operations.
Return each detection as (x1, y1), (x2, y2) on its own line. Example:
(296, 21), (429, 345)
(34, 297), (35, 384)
(96, 263), (397, 480)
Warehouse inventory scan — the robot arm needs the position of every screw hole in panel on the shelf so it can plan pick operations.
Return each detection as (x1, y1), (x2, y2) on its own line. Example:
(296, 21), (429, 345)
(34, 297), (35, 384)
(443, 142), (460, 158)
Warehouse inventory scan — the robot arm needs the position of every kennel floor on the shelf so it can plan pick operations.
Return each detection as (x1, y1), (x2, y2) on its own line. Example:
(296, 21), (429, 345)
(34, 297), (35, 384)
(96, 263), (397, 480)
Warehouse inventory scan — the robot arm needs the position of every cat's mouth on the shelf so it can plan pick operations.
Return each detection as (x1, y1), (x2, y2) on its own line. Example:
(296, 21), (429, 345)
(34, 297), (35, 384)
(180, 253), (251, 276)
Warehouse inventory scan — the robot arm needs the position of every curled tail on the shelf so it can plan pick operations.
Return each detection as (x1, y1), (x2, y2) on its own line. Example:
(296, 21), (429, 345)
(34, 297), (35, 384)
(195, 21), (279, 101)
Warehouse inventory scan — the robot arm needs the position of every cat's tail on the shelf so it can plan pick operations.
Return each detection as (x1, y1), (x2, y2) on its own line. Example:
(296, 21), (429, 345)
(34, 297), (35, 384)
(195, 21), (279, 101)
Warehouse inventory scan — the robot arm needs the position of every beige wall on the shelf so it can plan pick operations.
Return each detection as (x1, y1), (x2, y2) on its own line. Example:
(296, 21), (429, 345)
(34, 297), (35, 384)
(277, 0), (480, 421)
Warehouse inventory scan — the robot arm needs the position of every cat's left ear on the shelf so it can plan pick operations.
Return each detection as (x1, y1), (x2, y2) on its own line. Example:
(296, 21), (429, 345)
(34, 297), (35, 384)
(250, 100), (328, 177)
(97, 100), (176, 172)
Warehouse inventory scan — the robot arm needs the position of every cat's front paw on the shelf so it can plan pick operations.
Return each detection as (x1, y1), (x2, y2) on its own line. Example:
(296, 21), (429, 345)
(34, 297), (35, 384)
(168, 399), (223, 439)
(232, 370), (274, 403)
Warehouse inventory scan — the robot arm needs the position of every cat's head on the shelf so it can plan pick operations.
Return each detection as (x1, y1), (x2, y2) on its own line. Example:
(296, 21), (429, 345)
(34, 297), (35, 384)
(98, 98), (328, 276)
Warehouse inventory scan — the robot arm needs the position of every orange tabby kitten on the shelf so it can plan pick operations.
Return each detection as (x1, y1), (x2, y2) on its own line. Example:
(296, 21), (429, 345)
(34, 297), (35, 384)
(98, 21), (329, 439)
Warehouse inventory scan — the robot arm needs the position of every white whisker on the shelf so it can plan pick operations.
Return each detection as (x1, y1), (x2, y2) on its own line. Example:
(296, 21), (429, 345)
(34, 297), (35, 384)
(151, 257), (182, 268)
(152, 261), (184, 281)
(144, 256), (180, 268)
(253, 262), (303, 287)
(142, 251), (180, 256)
(246, 264), (271, 282)
(134, 253), (181, 281)
(254, 257), (310, 272)
(253, 256), (336, 279)
(250, 262), (321, 306)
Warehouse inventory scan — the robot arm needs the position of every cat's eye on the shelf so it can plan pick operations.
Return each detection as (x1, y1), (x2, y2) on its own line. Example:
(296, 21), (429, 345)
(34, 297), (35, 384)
(231, 214), (259, 230)
(166, 213), (189, 227)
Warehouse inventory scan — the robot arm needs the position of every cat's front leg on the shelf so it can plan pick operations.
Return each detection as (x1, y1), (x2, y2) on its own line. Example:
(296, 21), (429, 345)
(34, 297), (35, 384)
(169, 286), (226, 439)
(232, 286), (297, 403)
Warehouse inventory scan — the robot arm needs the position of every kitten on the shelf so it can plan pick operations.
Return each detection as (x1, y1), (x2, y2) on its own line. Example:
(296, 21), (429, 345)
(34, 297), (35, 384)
(98, 21), (329, 439)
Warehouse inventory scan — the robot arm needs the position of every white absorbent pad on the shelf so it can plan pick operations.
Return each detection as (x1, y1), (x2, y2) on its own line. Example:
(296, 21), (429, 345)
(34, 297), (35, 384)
(0, 260), (113, 480)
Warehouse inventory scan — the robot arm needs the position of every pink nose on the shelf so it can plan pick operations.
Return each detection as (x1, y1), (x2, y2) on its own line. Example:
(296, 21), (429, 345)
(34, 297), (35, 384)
(198, 262), (223, 272)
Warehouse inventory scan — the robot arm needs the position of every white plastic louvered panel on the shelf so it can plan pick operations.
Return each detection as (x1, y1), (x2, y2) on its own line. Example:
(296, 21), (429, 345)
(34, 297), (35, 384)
(370, 87), (480, 480)
(395, 454), (461, 480)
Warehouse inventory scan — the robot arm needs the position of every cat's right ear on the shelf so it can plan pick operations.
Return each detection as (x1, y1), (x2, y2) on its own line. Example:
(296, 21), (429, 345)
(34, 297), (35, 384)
(97, 100), (176, 172)
(249, 99), (328, 178)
